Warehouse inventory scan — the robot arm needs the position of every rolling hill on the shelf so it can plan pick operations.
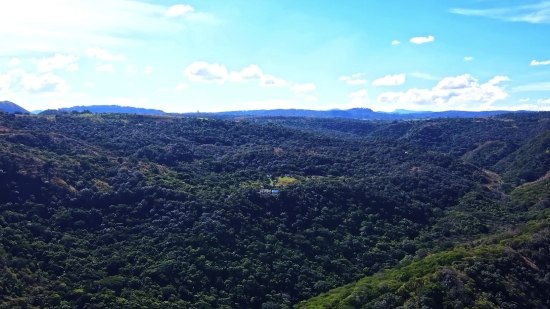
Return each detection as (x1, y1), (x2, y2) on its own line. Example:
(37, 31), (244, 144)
(0, 101), (29, 114)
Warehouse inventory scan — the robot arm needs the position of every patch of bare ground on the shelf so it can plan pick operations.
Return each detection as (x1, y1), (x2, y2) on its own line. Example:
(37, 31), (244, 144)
(482, 169), (503, 190)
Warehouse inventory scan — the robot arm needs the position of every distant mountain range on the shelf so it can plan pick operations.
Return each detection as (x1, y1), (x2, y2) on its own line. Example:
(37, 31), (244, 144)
(55, 105), (165, 115)
(0, 101), (29, 114)
(176, 108), (519, 120)
(0, 102), (528, 120)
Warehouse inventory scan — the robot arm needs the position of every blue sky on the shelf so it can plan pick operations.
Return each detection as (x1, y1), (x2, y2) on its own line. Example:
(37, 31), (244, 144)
(1, 0), (549, 112)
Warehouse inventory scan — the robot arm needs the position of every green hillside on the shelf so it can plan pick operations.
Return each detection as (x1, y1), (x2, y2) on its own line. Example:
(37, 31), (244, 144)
(1, 112), (550, 309)
(295, 216), (550, 309)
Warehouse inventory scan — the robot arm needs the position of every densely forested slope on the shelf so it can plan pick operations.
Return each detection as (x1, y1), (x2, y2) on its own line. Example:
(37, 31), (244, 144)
(244, 113), (550, 161)
(245, 113), (550, 183)
(295, 211), (550, 309)
(0, 112), (549, 309)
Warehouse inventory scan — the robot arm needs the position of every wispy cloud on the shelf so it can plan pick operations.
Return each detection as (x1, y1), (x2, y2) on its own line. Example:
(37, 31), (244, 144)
(450, 2), (550, 24)
(95, 63), (115, 73)
(0, 0), (217, 56)
(409, 72), (440, 81)
(347, 79), (367, 85)
(339, 73), (366, 85)
(175, 83), (188, 91)
(291, 83), (316, 93)
(7, 58), (20, 67)
(349, 89), (368, 105)
(373, 74), (406, 86)
(531, 60), (550, 66)
(512, 82), (550, 92)
(165, 4), (194, 17)
(87, 48), (126, 61)
(392, 40), (400, 45)
(141, 66), (153, 75)
(410, 36), (434, 44)
(34, 54), (79, 72)
(464, 57), (473, 61)
(183, 62), (289, 87)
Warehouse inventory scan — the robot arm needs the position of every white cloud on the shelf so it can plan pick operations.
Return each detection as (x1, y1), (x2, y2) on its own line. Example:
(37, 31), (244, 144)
(35, 54), (78, 72)
(392, 40), (400, 45)
(0, 69), (68, 94)
(531, 60), (550, 66)
(450, 2), (550, 24)
(464, 57), (473, 61)
(373, 74), (406, 86)
(95, 63), (115, 73)
(539, 98), (550, 104)
(305, 95), (317, 102)
(260, 74), (289, 87)
(291, 83), (316, 93)
(141, 66), (153, 75)
(347, 79), (367, 85)
(175, 83), (188, 91)
(183, 62), (288, 87)
(7, 58), (20, 67)
(165, 4), (194, 17)
(158, 87), (171, 92)
(488, 76), (510, 85)
(409, 72), (440, 80)
(184, 62), (228, 83)
(340, 73), (364, 83)
(87, 47), (126, 61)
(297, 94), (317, 101)
(84, 82), (94, 87)
(227, 64), (263, 82)
(505, 104), (550, 111)
(350, 89), (368, 98)
(519, 98), (530, 102)
(0, 0), (210, 56)
(512, 82), (550, 92)
(296, 93), (317, 101)
(377, 74), (510, 108)
(410, 36), (434, 44)
(127, 66), (137, 74)
(349, 89), (368, 105)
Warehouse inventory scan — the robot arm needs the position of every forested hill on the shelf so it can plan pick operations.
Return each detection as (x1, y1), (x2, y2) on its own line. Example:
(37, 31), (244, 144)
(0, 101), (29, 114)
(1, 112), (550, 308)
(39, 105), (165, 115)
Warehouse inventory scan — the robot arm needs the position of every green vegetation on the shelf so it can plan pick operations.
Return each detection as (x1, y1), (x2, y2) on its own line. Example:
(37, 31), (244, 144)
(1, 111), (550, 308)
(296, 217), (550, 309)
